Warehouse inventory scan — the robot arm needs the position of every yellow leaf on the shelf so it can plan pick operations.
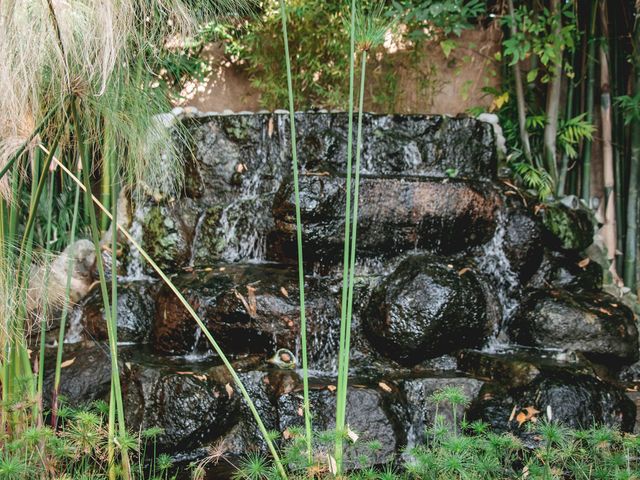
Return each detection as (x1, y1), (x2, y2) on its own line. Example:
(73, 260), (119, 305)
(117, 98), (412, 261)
(61, 358), (76, 368)
(378, 382), (393, 393)
(578, 258), (590, 268)
(490, 92), (509, 112)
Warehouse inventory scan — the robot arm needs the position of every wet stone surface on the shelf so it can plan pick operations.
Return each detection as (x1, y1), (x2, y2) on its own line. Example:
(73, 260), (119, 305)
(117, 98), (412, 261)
(49, 112), (640, 469)
(364, 255), (491, 366)
(508, 289), (639, 365)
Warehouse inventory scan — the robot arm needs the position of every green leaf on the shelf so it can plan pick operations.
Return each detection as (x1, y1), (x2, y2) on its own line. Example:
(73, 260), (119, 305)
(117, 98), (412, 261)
(526, 68), (538, 83)
(440, 39), (457, 58)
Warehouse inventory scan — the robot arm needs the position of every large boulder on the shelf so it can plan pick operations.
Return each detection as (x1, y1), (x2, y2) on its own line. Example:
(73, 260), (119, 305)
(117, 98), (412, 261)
(153, 265), (341, 363)
(400, 376), (484, 448)
(508, 290), (639, 365)
(80, 281), (158, 343)
(469, 371), (636, 432)
(278, 385), (404, 467)
(363, 255), (491, 366)
(272, 175), (500, 260)
(541, 202), (594, 252)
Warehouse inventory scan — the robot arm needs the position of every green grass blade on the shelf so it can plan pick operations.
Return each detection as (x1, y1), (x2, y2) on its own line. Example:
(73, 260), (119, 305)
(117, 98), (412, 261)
(278, 0), (312, 463)
(335, 0), (357, 472)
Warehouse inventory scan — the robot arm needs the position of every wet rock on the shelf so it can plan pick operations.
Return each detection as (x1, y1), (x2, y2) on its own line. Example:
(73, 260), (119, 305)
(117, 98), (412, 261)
(541, 202), (594, 252)
(501, 200), (543, 282)
(81, 281), (158, 343)
(272, 176), (500, 260)
(456, 348), (594, 387)
(209, 371), (279, 456)
(508, 290), (639, 365)
(42, 343), (114, 410)
(153, 265), (340, 360)
(400, 376), (484, 447)
(528, 251), (603, 292)
(295, 114), (497, 178)
(278, 385), (404, 466)
(141, 200), (200, 272)
(469, 371), (636, 432)
(122, 362), (240, 452)
(364, 255), (491, 366)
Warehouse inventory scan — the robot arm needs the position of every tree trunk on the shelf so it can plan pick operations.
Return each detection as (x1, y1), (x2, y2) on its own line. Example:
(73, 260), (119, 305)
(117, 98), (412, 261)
(543, 0), (563, 186)
(507, 0), (533, 164)
(598, 0), (619, 282)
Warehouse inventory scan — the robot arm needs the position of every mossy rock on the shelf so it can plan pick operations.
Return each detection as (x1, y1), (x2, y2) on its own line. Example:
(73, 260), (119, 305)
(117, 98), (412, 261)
(541, 202), (594, 252)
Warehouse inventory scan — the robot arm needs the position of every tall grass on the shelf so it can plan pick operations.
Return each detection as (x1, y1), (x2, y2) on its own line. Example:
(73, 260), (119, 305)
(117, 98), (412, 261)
(334, 3), (390, 473)
(279, 0), (312, 463)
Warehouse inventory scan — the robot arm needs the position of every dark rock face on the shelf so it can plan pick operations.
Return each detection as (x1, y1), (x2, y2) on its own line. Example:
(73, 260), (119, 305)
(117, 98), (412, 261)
(153, 265), (340, 362)
(508, 290), (639, 365)
(400, 376), (484, 447)
(528, 251), (603, 292)
(42, 344), (113, 410)
(81, 281), (158, 343)
(272, 176), (500, 259)
(469, 372), (636, 432)
(138, 113), (498, 268)
(501, 201), (543, 282)
(364, 255), (490, 366)
(278, 386), (404, 466)
(123, 364), (239, 452)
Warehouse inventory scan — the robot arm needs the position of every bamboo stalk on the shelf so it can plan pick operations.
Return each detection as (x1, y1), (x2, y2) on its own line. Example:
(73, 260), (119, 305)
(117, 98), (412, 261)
(51, 176), (81, 428)
(338, 50), (368, 446)
(581, 0), (598, 201)
(278, 0), (312, 462)
(624, 12), (640, 290)
(598, 0), (618, 281)
(543, 0), (563, 185)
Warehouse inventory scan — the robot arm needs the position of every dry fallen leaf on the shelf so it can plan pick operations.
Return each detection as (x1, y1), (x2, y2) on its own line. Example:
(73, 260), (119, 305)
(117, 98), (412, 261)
(346, 425), (359, 443)
(60, 358), (76, 368)
(225, 383), (234, 399)
(327, 385), (337, 393)
(508, 405), (517, 422)
(283, 428), (294, 440)
(326, 454), (338, 475)
(458, 267), (471, 276)
(378, 381), (393, 393)
(578, 258), (590, 268)
(280, 287), (289, 298)
(516, 406), (540, 426)
(297, 407), (304, 417)
(268, 117), (275, 138)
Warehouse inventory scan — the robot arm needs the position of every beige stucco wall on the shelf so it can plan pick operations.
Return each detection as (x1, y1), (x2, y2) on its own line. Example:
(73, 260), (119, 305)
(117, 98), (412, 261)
(174, 24), (502, 115)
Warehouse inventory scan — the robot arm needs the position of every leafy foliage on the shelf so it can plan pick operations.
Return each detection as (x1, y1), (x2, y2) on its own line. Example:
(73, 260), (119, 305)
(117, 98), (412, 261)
(391, 0), (486, 41)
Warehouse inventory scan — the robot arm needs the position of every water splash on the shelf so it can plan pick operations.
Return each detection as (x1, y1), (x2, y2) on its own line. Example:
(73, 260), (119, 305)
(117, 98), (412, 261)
(123, 204), (155, 281)
(476, 210), (520, 349)
(64, 306), (84, 343)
